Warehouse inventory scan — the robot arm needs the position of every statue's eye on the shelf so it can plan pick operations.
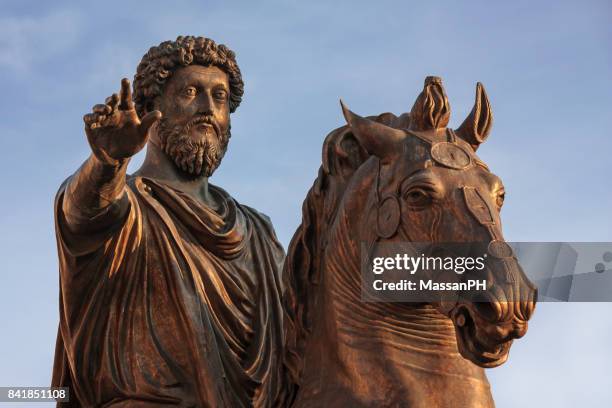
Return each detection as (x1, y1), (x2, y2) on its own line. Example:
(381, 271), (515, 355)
(496, 192), (505, 208)
(213, 89), (228, 101)
(403, 188), (433, 208)
(184, 87), (197, 97)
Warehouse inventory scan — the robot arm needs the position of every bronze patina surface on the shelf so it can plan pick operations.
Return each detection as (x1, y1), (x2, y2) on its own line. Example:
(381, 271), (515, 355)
(283, 77), (537, 407)
(52, 36), (289, 407)
(53, 36), (534, 407)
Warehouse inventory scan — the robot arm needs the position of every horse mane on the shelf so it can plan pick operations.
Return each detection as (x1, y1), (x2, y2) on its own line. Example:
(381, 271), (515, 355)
(282, 111), (410, 387)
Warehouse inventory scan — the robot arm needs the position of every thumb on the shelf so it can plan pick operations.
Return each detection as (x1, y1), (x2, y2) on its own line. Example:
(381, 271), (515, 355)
(139, 110), (162, 137)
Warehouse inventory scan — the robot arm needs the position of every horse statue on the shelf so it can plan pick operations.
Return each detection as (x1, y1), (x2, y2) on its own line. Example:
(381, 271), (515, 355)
(282, 76), (537, 407)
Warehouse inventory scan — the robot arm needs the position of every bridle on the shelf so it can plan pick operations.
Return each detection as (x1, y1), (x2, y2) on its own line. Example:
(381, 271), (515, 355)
(370, 127), (517, 282)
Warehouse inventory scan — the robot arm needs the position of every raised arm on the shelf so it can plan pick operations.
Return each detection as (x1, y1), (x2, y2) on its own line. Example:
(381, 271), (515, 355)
(62, 78), (161, 232)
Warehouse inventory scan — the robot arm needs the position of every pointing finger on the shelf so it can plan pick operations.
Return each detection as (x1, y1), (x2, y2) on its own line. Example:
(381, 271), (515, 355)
(119, 78), (135, 110)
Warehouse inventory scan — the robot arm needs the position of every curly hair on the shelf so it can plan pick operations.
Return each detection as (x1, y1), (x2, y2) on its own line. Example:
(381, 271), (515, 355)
(133, 35), (244, 118)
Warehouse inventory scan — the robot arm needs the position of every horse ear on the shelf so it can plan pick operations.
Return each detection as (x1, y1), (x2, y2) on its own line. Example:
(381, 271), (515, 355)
(408, 76), (451, 131)
(455, 82), (493, 151)
(339, 99), (406, 162)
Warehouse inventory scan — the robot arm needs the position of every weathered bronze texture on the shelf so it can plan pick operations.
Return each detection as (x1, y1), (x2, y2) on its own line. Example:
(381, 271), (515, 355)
(283, 77), (537, 407)
(53, 35), (534, 407)
(52, 36), (289, 407)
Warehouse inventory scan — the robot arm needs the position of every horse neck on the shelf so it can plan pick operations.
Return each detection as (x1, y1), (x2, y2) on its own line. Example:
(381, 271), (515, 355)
(297, 185), (490, 406)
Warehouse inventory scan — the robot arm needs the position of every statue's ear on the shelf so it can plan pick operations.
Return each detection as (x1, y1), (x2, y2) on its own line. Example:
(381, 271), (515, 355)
(339, 100), (407, 163)
(455, 82), (493, 151)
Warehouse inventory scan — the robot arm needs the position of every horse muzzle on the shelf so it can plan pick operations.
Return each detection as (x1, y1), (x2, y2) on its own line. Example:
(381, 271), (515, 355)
(449, 258), (537, 368)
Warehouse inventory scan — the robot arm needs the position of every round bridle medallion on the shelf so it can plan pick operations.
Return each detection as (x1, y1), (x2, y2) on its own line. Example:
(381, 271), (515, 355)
(430, 142), (472, 170)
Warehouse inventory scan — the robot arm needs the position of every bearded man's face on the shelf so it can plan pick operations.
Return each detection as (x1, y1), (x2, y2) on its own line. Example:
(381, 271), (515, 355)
(154, 65), (231, 177)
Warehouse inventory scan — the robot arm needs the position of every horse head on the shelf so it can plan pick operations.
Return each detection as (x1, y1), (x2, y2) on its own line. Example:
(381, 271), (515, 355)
(341, 76), (537, 368)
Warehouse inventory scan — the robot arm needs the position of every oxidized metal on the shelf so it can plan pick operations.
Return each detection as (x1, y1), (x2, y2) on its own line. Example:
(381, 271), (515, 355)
(52, 36), (289, 407)
(488, 240), (515, 259)
(377, 196), (401, 238)
(463, 186), (496, 226)
(431, 141), (472, 169)
(283, 76), (537, 407)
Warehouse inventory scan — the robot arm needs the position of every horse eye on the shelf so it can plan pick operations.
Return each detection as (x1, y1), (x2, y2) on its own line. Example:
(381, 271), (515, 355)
(404, 188), (432, 207)
(496, 192), (505, 208)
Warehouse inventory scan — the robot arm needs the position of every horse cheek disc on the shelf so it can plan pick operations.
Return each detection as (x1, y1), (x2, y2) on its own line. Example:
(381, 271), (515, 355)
(377, 196), (401, 239)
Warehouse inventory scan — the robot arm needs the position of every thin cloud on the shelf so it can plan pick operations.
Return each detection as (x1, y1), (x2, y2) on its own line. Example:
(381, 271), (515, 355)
(0, 9), (82, 73)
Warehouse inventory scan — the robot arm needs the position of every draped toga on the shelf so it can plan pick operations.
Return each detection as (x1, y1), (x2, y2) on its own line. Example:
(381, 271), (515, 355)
(52, 175), (288, 407)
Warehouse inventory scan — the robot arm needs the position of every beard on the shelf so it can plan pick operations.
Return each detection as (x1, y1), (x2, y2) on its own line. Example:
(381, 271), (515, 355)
(157, 115), (230, 178)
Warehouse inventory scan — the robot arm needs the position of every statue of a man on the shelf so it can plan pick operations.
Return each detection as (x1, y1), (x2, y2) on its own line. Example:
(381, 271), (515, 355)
(52, 36), (288, 407)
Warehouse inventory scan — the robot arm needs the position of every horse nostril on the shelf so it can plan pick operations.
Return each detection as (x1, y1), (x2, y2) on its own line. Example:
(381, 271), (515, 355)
(528, 288), (538, 318)
(473, 293), (503, 322)
(522, 302), (531, 321)
(512, 322), (528, 339)
(520, 289), (537, 321)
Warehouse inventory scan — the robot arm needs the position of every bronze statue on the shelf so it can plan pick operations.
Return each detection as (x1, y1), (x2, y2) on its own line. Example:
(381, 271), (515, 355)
(283, 77), (537, 407)
(52, 36), (289, 407)
(53, 34), (534, 407)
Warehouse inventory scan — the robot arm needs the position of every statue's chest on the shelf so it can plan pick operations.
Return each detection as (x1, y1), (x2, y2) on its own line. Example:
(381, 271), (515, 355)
(144, 222), (260, 360)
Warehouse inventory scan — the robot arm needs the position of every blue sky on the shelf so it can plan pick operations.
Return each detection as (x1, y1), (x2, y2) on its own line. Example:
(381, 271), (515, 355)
(0, 0), (610, 406)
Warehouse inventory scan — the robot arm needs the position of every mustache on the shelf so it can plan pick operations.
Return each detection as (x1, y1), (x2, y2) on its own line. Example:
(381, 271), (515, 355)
(185, 114), (221, 137)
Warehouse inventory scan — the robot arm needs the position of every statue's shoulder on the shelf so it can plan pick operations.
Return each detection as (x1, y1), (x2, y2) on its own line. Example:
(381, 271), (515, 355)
(233, 197), (283, 252)
(240, 202), (275, 229)
(55, 176), (71, 198)
(210, 183), (279, 237)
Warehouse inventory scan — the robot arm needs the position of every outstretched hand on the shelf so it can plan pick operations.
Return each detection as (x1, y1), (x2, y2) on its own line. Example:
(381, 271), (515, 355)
(84, 78), (162, 165)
